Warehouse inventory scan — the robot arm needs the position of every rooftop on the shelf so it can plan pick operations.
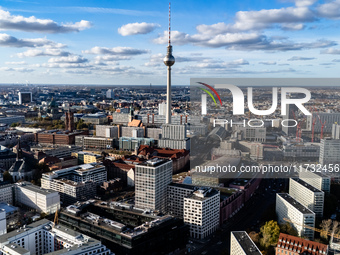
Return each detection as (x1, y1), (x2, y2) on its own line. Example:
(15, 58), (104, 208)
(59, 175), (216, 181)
(291, 178), (323, 193)
(0, 202), (18, 214)
(277, 233), (328, 254)
(232, 231), (262, 255)
(137, 158), (170, 168)
(16, 181), (58, 195)
(277, 193), (314, 215)
(186, 187), (219, 201)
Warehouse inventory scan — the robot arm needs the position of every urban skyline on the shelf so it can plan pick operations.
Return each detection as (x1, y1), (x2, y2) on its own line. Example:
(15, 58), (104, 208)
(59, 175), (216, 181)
(0, 0), (340, 85)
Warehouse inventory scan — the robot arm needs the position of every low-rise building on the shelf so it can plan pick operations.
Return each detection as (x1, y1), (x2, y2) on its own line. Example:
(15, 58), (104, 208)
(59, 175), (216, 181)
(0, 203), (19, 229)
(0, 219), (114, 255)
(15, 182), (60, 214)
(276, 233), (328, 255)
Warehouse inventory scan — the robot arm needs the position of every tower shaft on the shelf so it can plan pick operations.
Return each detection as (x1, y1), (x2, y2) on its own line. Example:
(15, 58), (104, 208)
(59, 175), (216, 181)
(166, 66), (172, 124)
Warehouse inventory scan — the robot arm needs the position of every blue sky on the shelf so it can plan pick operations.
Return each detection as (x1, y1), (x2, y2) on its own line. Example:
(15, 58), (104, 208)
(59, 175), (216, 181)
(0, 0), (340, 85)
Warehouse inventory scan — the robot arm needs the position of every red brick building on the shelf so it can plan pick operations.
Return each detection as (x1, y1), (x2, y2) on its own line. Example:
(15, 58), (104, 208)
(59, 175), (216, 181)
(276, 233), (328, 255)
(137, 145), (189, 174)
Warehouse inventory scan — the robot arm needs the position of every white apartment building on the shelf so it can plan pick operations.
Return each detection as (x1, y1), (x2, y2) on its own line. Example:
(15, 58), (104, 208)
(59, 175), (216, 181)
(135, 158), (172, 212)
(230, 231), (262, 255)
(0, 219), (113, 255)
(319, 138), (340, 165)
(41, 163), (107, 189)
(15, 182), (60, 215)
(167, 183), (197, 218)
(289, 178), (324, 217)
(0, 185), (14, 205)
(158, 124), (190, 150)
(0, 210), (6, 236)
(299, 168), (331, 193)
(184, 187), (220, 240)
(95, 125), (118, 138)
(276, 193), (315, 240)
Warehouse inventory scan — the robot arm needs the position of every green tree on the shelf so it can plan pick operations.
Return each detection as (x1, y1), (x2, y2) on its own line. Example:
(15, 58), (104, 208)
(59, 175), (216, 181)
(280, 222), (298, 236)
(3, 171), (13, 183)
(260, 220), (280, 249)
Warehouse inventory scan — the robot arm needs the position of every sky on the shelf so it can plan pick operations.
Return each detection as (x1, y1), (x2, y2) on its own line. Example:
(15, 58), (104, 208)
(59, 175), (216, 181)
(0, 0), (340, 85)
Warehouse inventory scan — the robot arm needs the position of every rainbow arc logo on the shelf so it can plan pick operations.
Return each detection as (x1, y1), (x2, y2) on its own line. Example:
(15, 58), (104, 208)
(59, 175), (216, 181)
(197, 82), (222, 109)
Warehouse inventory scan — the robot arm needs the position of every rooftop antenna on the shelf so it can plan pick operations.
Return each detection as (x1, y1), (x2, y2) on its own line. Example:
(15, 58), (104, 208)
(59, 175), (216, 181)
(168, 2), (171, 46)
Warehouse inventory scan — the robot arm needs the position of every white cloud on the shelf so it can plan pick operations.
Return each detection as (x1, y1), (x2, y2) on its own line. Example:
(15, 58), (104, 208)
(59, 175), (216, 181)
(0, 9), (92, 33)
(118, 22), (160, 36)
(320, 48), (340, 54)
(16, 49), (70, 58)
(48, 55), (88, 64)
(5, 61), (26, 65)
(83, 46), (149, 55)
(0, 33), (65, 48)
(317, 0), (340, 19)
(288, 56), (316, 60)
(154, 30), (336, 51)
(0, 67), (33, 72)
(259, 61), (277, 65)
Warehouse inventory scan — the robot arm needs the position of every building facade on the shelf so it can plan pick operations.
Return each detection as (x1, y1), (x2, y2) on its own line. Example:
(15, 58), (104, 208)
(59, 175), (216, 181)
(15, 182), (60, 214)
(276, 233), (328, 255)
(276, 193), (315, 240)
(299, 168), (331, 193)
(183, 187), (220, 240)
(0, 219), (113, 255)
(319, 138), (340, 165)
(289, 178), (324, 217)
(135, 159), (172, 212)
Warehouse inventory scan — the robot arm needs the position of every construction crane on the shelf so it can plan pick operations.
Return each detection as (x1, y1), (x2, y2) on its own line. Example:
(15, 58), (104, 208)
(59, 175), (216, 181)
(311, 116), (318, 142)
(53, 210), (58, 227)
(291, 110), (302, 142)
(317, 115), (327, 140)
(283, 218), (340, 240)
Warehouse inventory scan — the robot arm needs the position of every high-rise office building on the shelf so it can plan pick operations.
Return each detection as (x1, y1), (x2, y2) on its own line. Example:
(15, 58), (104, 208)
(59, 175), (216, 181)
(158, 124), (190, 150)
(158, 102), (167, 116)
(18, 92), (32, 104)
(135, 158), (172, 212)
(106, 89), (115, 99)
(319, 138), (340, 165)
(276, 193), (315, 240)
(230, 231), (262, 255)
(167, 183), (197, 218)
(299, 167), (331, 193)
(307, 112), (340, 134)
(184, 187), (220, 239)
(332, 123), (340, 139)
(289, 178), (324, 217)
(282, 103), (298, 135)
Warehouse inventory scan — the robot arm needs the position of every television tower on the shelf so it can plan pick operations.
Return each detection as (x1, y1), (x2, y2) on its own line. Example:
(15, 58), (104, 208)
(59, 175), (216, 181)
(163, 2), (175, 124)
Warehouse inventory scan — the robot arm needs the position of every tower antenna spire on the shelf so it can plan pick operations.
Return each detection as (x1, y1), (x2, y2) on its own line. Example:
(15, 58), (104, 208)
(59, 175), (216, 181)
(164, 2), (175, 124)
(168, 2), (171, 45)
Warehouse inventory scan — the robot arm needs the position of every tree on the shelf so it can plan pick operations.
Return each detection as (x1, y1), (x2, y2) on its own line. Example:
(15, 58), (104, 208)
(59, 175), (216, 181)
(3, 171), (13, 183)
(260, 220), (280, 248)
(249, 231), (260, 244)
(280, 222), (298, 236)
(320, 219), (332, 240)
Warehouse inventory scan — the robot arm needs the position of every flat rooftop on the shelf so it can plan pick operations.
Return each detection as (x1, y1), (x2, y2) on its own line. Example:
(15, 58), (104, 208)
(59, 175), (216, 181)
(16, 182), (58, 195)
(291, 178), (323, 193)
(137, 158), (170, 167)
(186, 187), (219, 201)
(232, 231), (262, 255)
(277, 193), (314, 215)
(0, 203), (18, 214)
